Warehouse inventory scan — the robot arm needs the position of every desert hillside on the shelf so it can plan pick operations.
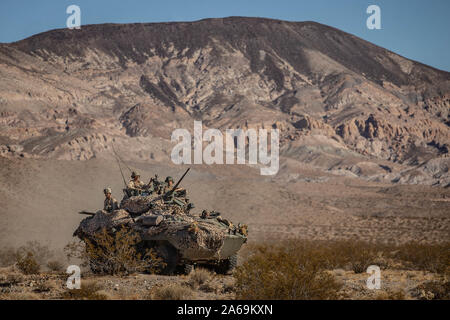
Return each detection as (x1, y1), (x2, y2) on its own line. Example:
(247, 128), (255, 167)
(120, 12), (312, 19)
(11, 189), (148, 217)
(0, 17), (449, 247)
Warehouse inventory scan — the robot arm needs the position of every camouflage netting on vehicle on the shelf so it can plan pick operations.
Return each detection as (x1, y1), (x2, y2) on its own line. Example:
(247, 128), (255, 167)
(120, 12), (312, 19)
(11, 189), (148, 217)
(120, 195), (157, 215)
(121, 195), (186, 215)
(74, 209), (133, 237)
(75, 208), (233, 253)
(143, 214), (227, 252)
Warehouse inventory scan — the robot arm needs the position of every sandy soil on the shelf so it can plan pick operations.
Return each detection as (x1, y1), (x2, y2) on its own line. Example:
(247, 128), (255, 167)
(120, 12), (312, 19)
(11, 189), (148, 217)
(0, 157), (448, 249)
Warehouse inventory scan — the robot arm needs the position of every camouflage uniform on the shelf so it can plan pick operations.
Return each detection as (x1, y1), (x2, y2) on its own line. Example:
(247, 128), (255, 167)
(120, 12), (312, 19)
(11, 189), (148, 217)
(103, 187), (119, 212)
(127, 171), (147, 196)
(163, 176), (186, 197)
(104, 197), (119, 212)
(127, 179), (146, 191)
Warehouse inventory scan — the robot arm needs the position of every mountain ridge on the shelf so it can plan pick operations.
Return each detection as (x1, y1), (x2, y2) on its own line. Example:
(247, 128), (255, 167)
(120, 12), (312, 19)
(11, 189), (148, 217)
(0, 16), (449, 186)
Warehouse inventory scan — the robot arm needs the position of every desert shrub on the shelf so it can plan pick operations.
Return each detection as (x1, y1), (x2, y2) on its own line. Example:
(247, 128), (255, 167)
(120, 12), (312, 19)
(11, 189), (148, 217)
(392, 242), (450, 274)
(62, 280), (107, 300)
(413, 281), (450, 300)
(65, 227), (163, 275)
(0, 273), (24, 286)
(376, 290), (406, 300)
(337, 241), (379, 273)
(188, 268), (212, 288)
(33, 281), (53, 293)
(0, 247), (17, 267)
(151, 284), (194, 300)
(0, 292), (40, 300)
(16, 241), (52, 266)
(46, 260), (64, 272)
(234, 244), (342, 300)
(261, 240), (379, 273)
(16, 251), (40, 275)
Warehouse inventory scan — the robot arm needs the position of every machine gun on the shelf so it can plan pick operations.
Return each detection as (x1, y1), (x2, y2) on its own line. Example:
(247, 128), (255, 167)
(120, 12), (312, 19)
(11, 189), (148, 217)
(163, 168), (190, 200)
(78, 210), (96, 216)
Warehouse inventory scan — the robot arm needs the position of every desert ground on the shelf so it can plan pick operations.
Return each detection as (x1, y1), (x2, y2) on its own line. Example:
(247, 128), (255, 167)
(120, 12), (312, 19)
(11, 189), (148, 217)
(1, 156), (448, 248)
(0, 156), (448, 300)
(0, 17), (449, 300)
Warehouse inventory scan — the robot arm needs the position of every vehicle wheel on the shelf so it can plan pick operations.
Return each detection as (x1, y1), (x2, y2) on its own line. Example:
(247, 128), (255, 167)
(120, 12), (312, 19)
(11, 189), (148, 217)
(179, 264), (194, 275)
(155, 243), (178, 275)
(215, 254), (238, 274)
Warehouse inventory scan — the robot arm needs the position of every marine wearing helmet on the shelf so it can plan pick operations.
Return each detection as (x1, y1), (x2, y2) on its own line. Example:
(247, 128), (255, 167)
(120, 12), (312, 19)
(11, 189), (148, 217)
(103, 187), (119, 212)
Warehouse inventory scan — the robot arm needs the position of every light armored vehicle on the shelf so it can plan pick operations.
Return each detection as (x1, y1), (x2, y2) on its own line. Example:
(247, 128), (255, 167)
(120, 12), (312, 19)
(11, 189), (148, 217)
(74, 169), (248, 274)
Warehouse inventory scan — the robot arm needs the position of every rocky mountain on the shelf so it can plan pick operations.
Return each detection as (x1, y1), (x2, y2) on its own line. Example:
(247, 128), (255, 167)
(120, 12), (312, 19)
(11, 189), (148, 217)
(0, 17), (449, 185)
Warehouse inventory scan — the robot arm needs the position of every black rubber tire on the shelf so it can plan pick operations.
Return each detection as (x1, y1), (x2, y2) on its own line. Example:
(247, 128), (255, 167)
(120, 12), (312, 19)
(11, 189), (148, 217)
(216, 254), (238, 274)
(156, 243), (178, 275)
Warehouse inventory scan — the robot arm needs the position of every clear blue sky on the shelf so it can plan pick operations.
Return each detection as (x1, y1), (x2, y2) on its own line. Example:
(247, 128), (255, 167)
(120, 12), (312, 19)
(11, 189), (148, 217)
(1, 0), (449, 71)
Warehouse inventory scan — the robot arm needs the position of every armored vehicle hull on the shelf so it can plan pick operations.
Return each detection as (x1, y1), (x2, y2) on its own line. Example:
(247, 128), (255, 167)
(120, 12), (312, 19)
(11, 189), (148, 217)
(75, 196), (247, 274)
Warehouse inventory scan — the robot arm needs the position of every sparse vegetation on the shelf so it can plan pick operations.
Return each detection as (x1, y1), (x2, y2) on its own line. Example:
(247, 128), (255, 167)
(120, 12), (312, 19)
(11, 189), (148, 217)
(2, 241), (57, 272)
(375, 290), (406, 300)
(16, 241), (52, 266)
(188, 268), (212, 288)
(0, 239), (448, 300)
(150, 284), (194, 300)
(62, 280), (108, 300)
(16, 251), (40, 275)
(46, 260), (64, 272)
(0, 247), (17, 267)
(0, 273), (24, 286)
(33, 281), (53, 293)
(234, 240), (450, 300)
(413, 281), (450, 300)
(392, 242), (450, 275)
(65, 227), (164, 275)
(234, 243), (342, 299)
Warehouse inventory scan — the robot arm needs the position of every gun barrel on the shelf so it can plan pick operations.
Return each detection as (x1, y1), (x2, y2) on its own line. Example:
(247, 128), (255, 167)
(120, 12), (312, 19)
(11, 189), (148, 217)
(165, 168), (190, 198)
(172, 168), (190, 191)
(78, 211), (96, 216)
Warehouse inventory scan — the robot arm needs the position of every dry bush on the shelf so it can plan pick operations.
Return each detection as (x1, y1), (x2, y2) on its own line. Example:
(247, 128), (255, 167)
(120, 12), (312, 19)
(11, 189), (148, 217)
(257, 240), (380, 273)
(46, 260), (64, 272)
(16, 251), (40, 275)
(188, 268), (212, 288)
(335, 241), (379, 273)
(65, 227), (164, 275)
(62, 280), (108, 300)
(0, 247), (17, 267)
(413, 281), (450, 300)
(33, 281), (53, 293)
(392, 242), (450, 274)
(16, 241), (52, 266)
(0, 273), (24, 286)
(376, 290), (406, 300)
(234, 244), (342, 300)
(151, 284), (194, 300)
(0, 292), (40, 300)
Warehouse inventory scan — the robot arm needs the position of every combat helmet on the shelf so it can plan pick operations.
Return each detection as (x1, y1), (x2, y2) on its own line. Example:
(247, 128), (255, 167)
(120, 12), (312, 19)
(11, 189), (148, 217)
(165, 176), (174, 183)
(131, 171), (140, 178)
